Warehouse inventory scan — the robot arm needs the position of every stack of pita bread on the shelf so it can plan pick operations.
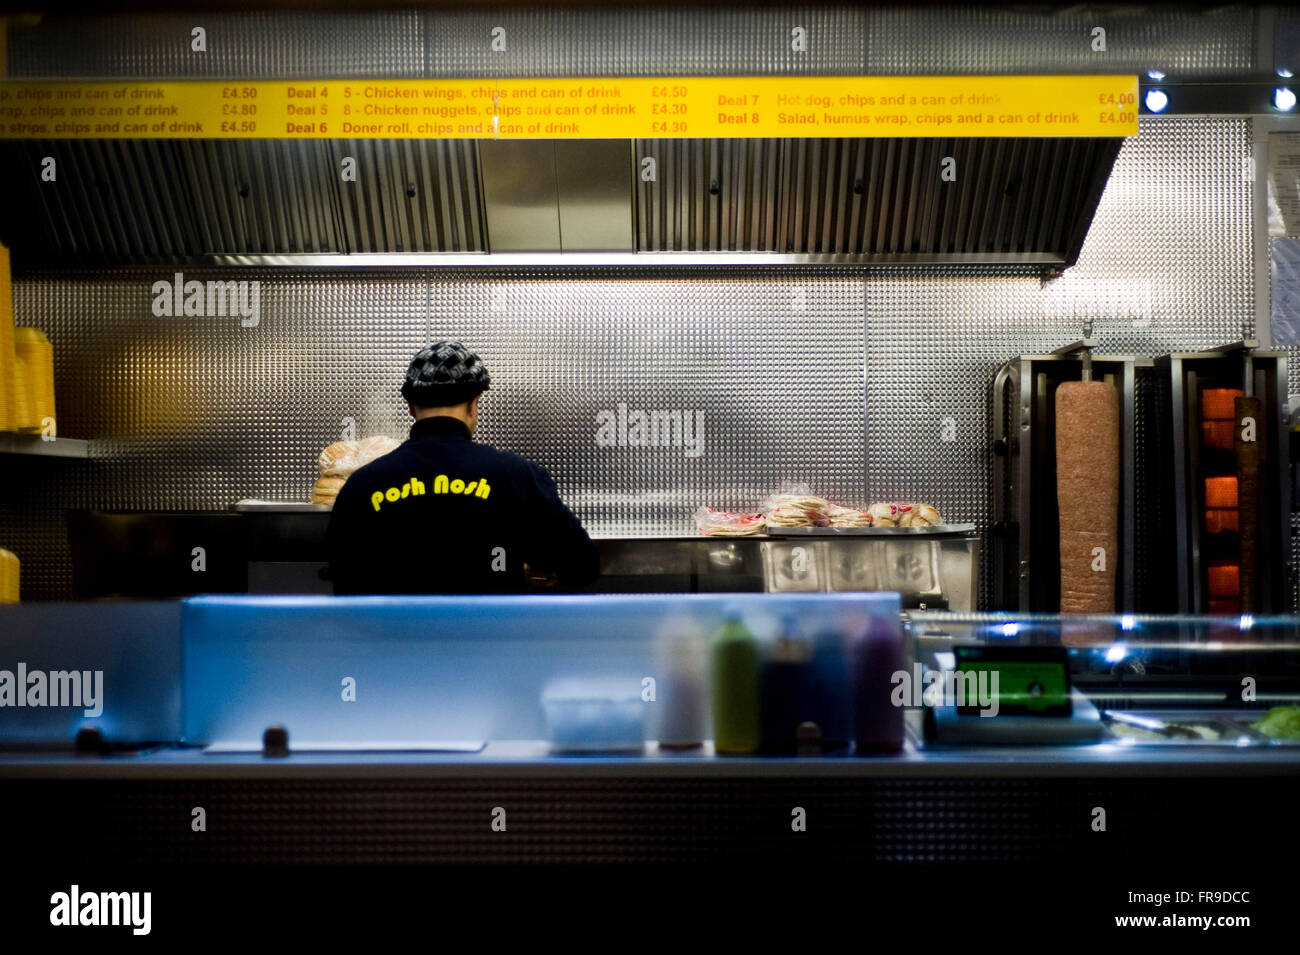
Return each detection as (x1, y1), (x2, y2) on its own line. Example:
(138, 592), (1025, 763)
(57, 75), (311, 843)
(763, 492), (832, 528)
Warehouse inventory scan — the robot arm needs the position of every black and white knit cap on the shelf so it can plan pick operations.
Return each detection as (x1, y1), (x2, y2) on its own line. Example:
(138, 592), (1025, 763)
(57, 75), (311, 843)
(400, 341), (491, 407)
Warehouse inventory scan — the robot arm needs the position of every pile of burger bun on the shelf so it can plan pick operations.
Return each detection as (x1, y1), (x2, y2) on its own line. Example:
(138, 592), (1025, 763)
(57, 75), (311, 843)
(312, 435), (402, 506)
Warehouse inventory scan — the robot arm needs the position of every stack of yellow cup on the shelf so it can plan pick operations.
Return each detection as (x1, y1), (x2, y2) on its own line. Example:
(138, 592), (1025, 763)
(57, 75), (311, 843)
(0, 244), (16, 432)
(13, 351), (33, 430)
(15, 327), (55, 432)
(0, 548), (18, 602)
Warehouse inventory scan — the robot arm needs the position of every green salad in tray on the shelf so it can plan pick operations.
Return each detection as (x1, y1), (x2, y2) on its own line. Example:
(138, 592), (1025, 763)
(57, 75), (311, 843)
(1252, 706), (1300, 740)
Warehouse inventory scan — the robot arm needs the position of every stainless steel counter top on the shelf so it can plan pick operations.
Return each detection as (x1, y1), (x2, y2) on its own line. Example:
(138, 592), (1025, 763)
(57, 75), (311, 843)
(2, 740), (1296, 779)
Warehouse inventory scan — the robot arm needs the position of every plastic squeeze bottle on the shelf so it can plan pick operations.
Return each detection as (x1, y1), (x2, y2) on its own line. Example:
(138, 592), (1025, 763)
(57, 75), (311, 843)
(810, 628), (853, 752)
(654, 619), (709, 749)
(710, 608), (762, 755)
(852, 615), (905, 755)
(760, 615), (814, 754)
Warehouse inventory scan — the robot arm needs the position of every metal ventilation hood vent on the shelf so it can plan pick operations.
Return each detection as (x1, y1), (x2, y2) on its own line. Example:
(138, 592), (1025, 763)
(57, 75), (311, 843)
(0, 136), (1122, 268)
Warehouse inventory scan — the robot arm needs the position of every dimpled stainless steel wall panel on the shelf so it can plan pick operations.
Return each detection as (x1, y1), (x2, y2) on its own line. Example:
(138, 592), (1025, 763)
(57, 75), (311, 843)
(427, 269), (866, 534)
(1293, 515), (1300, 613)
(423, 6), (867, 77)
(7, 12), (425, 79)
(865, 118), (1254, 607)
(865, 5), (1257, 76)
(5, 6), (1259, 81)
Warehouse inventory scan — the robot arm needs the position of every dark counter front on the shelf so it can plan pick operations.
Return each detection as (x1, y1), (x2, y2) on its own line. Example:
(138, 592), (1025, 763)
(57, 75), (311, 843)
(1, 744), (1297, 865)
(68, 510), (766, 596)
(67, 510), (979, 606)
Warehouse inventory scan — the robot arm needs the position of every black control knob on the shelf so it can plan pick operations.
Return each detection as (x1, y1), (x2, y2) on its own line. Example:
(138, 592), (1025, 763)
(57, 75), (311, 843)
(74, 726), (107, 755)
(262, 725), (290, 758)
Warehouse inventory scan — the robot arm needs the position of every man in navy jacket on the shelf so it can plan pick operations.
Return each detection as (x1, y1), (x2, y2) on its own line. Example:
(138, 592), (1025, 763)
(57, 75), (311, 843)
(326, 341), (599, 595)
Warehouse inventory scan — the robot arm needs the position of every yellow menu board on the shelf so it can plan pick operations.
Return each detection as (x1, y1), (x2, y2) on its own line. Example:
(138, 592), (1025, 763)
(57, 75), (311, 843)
(0, 75), (1138, 140)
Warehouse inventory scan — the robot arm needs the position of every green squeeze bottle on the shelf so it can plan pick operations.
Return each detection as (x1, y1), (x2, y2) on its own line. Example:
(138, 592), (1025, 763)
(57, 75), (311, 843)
(710, 608), (762, 755)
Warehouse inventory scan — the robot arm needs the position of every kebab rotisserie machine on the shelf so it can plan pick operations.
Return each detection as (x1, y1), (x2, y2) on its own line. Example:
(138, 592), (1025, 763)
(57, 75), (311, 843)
(992, 326), (1144, 613)
(1158, 340), (1290, 614)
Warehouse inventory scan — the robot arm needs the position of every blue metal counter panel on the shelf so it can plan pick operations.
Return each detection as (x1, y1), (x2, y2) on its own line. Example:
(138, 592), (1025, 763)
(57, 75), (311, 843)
(0, 602), (181, 744)
(180, 593), (899, 746)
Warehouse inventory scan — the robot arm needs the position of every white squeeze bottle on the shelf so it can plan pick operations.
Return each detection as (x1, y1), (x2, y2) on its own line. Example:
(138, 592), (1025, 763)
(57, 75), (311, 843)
(652, 616), (709, 749)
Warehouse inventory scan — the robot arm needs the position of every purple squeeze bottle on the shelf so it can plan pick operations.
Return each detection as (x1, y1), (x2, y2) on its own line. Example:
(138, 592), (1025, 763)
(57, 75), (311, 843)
(852, 614), (905, 755)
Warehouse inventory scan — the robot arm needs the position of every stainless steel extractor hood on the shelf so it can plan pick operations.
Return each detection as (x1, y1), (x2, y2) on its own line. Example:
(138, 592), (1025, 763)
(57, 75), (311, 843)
(0, 135), (1123, 268)
(477, 139), (635, 253)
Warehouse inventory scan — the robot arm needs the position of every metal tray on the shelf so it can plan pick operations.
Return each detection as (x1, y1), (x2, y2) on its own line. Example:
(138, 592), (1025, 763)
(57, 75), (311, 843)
(1103, 709), (1272, 745)
(1238, 706), (1300, 745)
(231, 500), (332, 512)
(765, 523), (976, 537)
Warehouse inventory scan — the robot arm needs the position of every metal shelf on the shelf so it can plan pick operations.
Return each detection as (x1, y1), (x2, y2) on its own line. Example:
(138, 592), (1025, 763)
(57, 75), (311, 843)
(0, 434), (90, 458)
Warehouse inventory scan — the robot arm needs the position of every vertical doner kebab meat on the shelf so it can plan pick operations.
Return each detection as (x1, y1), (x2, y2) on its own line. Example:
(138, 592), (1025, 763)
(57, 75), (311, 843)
(1055, 381), (1119, 613)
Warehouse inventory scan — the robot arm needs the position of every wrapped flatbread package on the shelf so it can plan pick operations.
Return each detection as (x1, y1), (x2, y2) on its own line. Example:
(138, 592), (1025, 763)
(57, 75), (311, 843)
(694, 506), (766, 537)
(867, 502), (942, 527)
(762, 484), (832, 528)
(318, 435), (401, 477)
